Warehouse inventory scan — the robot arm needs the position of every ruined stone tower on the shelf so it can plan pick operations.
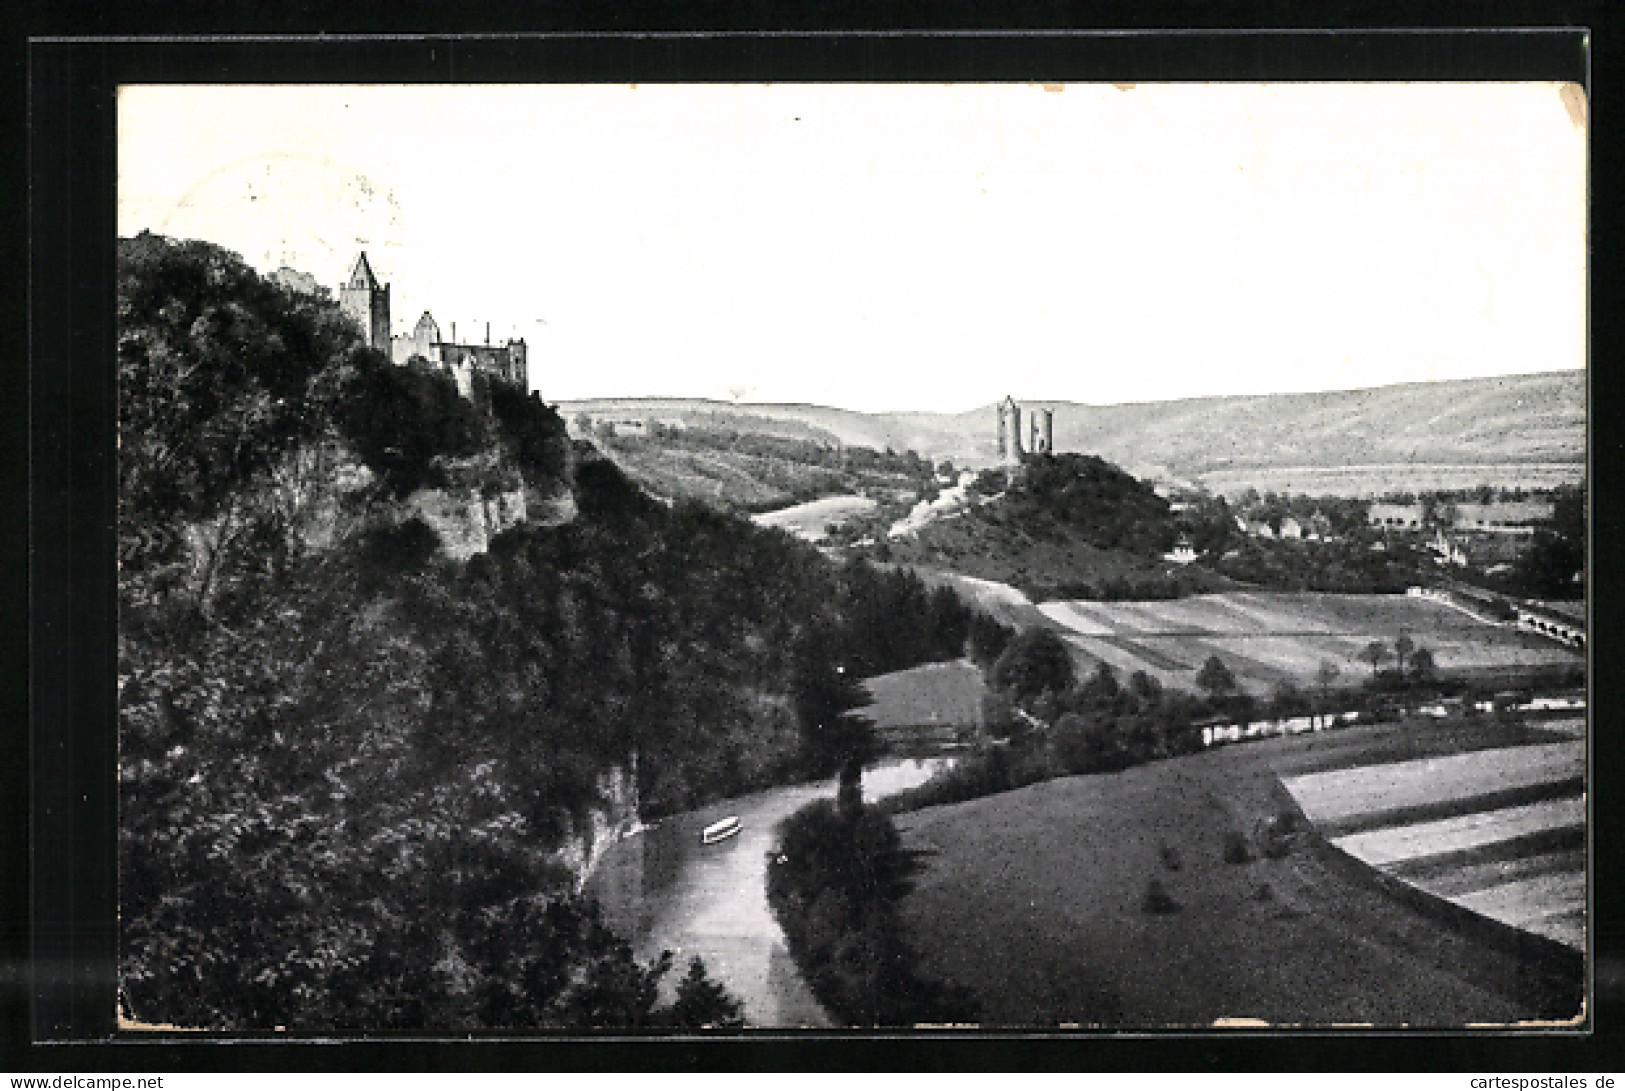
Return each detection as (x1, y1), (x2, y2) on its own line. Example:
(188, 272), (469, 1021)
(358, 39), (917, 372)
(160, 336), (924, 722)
(997, 396), (1024, 466)
(339, 252), (391, 351)
(1029, 407), (1054, 455)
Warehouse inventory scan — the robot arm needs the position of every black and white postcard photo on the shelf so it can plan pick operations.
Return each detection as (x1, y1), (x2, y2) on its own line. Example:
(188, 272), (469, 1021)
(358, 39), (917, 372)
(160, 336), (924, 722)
(113, 81), (1586, 1033)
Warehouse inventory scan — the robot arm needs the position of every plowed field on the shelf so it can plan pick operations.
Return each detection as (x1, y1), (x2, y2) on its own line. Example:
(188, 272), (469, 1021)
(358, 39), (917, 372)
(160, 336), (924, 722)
(1037, 592), (1580, 693)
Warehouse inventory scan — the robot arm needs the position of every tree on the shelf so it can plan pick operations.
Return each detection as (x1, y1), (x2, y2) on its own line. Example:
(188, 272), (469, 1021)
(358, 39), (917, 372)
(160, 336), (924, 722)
(1408, 646), (1437, 685)
(1359, 640), (1390, 680)
(1315, 660), (1341, 727)
(1394, 634), (1415, 681)
(1270, 680), (1309, 721)
(790, 630), (880, 815)
(1195, 655), (1239, 700)
(990, 627), (1077, 702)
(665, 957), (746, 1028)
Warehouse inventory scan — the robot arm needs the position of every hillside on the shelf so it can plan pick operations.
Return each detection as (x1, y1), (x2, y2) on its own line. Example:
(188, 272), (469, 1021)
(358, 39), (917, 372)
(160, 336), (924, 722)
(881, 454), (1232, 603)
(559, 371), (1584, 495)
(575, 422), (931, 514)
(894, 721), (1580, 1025)
(115, 233), (997, 1032)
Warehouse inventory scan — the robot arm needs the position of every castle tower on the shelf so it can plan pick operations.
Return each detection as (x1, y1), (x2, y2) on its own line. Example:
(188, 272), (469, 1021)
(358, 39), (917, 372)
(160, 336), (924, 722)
(339, 252), (391, 351)
(505, 338), (529, 391)
(996, 396), (1024, 465)
(413, 311), (441, 359)
(1029, 407), (1054, 455)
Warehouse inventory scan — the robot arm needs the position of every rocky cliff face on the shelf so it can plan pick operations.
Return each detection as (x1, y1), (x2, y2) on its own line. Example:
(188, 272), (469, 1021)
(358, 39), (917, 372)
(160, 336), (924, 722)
(551, 762), (643, 893)
(409, 483), (530, 561)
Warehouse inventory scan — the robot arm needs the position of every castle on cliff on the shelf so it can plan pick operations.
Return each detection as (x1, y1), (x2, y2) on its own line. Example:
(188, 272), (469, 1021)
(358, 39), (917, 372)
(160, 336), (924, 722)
(339, 252), (529, 399)
(996, 396), (1055, 466)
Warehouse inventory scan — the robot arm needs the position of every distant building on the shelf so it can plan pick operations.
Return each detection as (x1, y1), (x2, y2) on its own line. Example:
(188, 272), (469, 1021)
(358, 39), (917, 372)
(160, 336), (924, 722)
(996, 397), (1056, 465)
(338, 252), (529, 399)
(270, 266), (323, 297)
(1451, 500), (1554, 533)
(339, 253), (391, 352)
(392, 310), (528, 399)
(1163, 537), (1198, 565)
(996, 396), (1024, 466)
(1278, 516), (1304, 540)
(1236, 515), (1276, 539)
(1368, 503), (1424, 529)
(1427, 530), (1468, 566)
(1029, 407), (1055, 455)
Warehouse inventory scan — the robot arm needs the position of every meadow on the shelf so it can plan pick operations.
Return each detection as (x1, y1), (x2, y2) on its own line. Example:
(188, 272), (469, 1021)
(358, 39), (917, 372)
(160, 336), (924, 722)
(892, 718), (1581, 1026)
(751, 493), (879, 541)
(1038, 592), (1581, 693)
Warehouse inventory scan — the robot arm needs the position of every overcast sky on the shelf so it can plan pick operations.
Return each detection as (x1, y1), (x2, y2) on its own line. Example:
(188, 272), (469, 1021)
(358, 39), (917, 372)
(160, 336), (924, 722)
(118, 82), (1586, 414)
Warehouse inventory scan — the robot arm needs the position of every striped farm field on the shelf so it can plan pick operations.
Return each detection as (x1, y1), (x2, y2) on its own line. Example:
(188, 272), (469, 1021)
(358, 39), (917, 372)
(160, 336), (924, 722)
(1286, 742), (1583, 828)
(1036, 592), (1581, 693)
(1330, 798), (1583, 867)
(1283, 742), (1586, 951)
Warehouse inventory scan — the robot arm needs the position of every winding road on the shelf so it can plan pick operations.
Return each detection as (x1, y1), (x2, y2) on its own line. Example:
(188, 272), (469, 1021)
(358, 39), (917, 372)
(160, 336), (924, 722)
(584, 758), (950, 1027)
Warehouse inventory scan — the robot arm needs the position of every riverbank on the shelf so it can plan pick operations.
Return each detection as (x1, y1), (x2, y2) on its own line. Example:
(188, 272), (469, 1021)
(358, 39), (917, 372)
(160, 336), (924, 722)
(583, 757), (951, 1026)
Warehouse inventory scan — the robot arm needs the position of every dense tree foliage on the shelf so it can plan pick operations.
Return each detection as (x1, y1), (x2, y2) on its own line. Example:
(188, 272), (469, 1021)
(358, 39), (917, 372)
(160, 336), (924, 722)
(1005, 453), (1178, 555)
(118, 232), (366, 530)
(766, 800), (978, 1025)
(336, 361), (488, 497)
(118, 233), (1002, 1030)
(1210, 536), (1435, 594)
(1510, 482), (1585, 598)
(789, 627), (882, 813)
(990, 627), (1076, 701)
(882, 654), (1208, 815)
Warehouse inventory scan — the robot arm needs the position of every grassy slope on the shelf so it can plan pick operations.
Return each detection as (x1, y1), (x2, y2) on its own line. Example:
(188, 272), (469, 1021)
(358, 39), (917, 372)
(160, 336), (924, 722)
(861, 658), (988, 731)
(586, 441), (841, 510)
(894, 720), (1579, 1026)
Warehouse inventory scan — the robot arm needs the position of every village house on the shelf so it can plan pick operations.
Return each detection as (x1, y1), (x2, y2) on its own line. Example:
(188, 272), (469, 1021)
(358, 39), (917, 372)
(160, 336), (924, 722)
(1163, 537), (1198, 565)
(1450, 500), (1555, 533)
(1367, 502), (1425, 529)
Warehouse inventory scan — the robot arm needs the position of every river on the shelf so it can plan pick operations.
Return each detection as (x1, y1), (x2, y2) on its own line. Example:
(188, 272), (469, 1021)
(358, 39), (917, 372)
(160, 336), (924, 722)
(583, 756), (952, 1027)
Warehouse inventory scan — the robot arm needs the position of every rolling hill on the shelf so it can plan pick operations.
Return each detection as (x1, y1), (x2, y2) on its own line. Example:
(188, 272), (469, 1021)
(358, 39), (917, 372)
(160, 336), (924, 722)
(557, 371), (1584, 495)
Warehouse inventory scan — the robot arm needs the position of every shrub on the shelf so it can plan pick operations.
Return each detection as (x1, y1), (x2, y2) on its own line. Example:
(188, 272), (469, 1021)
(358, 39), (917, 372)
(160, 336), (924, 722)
(1258, 812), (1299, 859)
(1142, 879), (1179, 915)
(1253, 882), (1275, 903)
(1158, 842), (1183, 872)
(1222, 830), (1253, 865)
